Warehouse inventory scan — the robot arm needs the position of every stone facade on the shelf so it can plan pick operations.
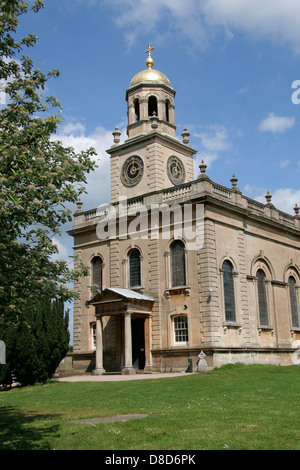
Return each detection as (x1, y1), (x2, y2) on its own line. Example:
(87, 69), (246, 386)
(69, 48), (300, 374)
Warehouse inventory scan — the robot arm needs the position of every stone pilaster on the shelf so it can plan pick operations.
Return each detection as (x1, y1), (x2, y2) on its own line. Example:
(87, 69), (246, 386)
(198, 219), (220, 347)
(237, 228), (251, 345)
(148, 239), (161, 350)
(72, 249), (82, 354)
(110, 240), (120, 287)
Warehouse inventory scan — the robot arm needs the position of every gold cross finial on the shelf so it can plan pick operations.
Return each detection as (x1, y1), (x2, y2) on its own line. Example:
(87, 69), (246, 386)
(145, 43), (154, 57)
(145, 43), (155, 68)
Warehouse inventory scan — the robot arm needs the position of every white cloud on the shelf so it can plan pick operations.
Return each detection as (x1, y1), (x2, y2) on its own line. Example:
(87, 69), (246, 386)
(51, 236), (69, 262)
(272, 188), (300, 213)
(205, 0), (300, 53)
(97, 0), (300, 52)
(192, 125), (232, 175)
(195, 125), (232, 153)
(251, 187), (300, 214)
(62, 122), (86, 135)
(279, 159), (291, 168)
(258, 113), (295, 134)
(54, 122), (125, 210)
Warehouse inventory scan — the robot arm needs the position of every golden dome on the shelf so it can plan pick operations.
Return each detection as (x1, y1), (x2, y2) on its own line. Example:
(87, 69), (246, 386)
(129, 43), (172, 89)
(129, 68), (172, 88)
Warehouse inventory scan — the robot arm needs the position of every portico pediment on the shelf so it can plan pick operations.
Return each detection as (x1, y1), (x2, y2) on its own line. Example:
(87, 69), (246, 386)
(89, 287), (154, 317)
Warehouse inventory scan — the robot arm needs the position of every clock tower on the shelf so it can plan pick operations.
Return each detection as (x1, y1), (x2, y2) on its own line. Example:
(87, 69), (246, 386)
(107, 45), (197, 203)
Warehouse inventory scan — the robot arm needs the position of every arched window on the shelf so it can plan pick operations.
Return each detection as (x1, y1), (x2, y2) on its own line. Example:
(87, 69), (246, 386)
(173, 316), (189, 344)
(289, 276), (299, 328)
(170, 240), (186, 287)
(134, 99), (140, 122)
(222, 260), (236, 322)
(148, 96), (158, 118)
(257, 269), (268, 325)
(91, 257), (103, 291)
(128, 249), (141, 288)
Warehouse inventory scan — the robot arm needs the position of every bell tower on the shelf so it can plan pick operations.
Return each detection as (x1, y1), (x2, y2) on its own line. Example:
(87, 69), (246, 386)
(126, 43), (176, 140)
(107, 45), (197, 203)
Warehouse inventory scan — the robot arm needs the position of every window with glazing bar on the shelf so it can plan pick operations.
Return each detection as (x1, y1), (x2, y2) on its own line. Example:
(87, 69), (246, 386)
(289, 276), (299, 328)
(174, 316), (189, 343)
(170, 240), (186, 287)
(222, 260), (236, 322)
(92, 256), (103, 291)
(129, 249), (141, 287)
(257, 269), (268, 325)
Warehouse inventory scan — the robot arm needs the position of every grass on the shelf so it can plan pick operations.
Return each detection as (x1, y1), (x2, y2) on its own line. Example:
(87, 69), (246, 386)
(0, 364), (300, 450)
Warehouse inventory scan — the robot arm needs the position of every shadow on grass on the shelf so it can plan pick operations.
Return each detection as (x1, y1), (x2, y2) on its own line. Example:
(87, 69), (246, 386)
(0, 405), (61, 450)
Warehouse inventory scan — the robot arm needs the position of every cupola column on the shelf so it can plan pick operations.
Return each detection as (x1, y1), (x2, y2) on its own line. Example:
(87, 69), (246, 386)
(157, 99), (166, 121)
(128, 103), (135, 125)
(168, 103), (175, 125)
(139, 98), (148, 121)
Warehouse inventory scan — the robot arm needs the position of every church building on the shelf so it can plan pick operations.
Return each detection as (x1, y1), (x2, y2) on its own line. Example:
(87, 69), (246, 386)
(68, 45), (300, 374)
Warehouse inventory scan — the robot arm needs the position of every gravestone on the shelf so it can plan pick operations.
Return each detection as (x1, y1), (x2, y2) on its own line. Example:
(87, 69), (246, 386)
(197, 351), (208, 372)
(0, 341), (6, 364)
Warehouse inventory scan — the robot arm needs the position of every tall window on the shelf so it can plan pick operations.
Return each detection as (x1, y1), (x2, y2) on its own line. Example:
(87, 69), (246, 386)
(257, 269), (268, 325)
(92, 256), (103, 291)
(170, 240), (186, 287)
(289, 276), (299, 328)
(165, 99), (170, 122)
(128, 249), (141, 288)
(134, 99), (140, 122)
(148, 96), (158, 118)
(222, 260), (236, 322)
(91, 322), (96, 349)
(174, 316), (189, 344)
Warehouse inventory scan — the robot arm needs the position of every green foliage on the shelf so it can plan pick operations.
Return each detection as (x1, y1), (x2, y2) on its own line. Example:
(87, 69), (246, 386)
(0, 0), (97, 324)
(0, 297), (69, 386)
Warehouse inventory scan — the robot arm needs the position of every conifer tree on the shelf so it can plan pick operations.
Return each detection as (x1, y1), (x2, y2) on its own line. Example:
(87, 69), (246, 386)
(0, 297), (70, 386)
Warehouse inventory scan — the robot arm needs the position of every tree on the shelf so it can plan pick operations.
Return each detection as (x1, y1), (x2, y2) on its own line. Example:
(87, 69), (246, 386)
(0, 297), (70, 386)
(0, 0), (97, 326)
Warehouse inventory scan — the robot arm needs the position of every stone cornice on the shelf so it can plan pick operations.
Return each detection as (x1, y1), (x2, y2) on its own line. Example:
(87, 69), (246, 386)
(106, 130), (197, 157)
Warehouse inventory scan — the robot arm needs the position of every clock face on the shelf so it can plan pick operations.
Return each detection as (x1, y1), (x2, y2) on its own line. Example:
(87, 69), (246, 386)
(121, 156), (144, 187)
(167, 156), (185, 185)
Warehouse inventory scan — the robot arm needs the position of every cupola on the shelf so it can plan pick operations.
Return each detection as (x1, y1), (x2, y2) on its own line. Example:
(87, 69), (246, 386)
(126, 44), (176, 139)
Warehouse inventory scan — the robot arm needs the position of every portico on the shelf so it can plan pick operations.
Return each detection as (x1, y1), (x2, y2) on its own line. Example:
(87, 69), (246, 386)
(89, 288), (154, 375)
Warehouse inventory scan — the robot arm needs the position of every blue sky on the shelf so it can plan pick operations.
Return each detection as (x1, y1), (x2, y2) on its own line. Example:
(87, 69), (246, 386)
(11, 0), (300, 337)
(17, 1), (300, 212)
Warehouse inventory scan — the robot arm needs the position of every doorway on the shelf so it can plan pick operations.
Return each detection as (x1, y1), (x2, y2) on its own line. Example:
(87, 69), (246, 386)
(131, 318), (145, 370)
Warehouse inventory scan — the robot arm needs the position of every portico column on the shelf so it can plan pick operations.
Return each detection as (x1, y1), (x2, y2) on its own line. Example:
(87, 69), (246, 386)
(92, 317), (106, 375)
(122, 312), (136, 375)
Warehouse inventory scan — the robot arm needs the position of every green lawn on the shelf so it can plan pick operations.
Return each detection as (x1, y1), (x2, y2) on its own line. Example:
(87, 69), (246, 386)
(0, 364), (299, 450)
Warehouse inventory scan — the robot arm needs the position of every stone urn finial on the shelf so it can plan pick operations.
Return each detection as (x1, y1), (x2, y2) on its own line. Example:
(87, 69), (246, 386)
(265, 191), (272, 204)
(112, 126), (121, 145)
(181, 128), (190, 144)
(199, 159), (207, 174)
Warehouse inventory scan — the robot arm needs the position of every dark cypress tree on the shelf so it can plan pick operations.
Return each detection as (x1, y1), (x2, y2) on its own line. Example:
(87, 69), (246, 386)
(0, 297), (69, 386)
